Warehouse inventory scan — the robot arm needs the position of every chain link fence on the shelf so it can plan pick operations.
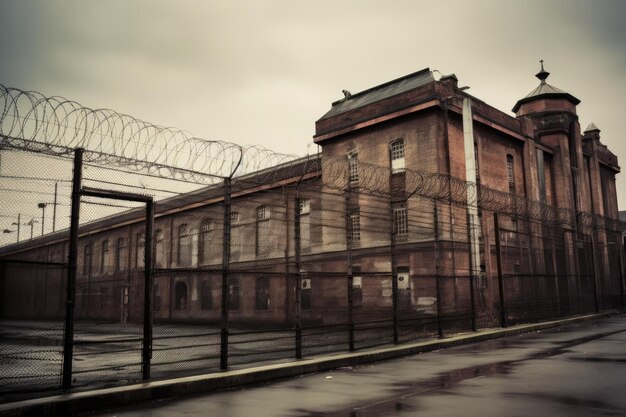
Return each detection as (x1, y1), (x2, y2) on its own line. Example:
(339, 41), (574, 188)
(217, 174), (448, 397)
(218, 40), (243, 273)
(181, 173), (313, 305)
(1, 83), (624, 403)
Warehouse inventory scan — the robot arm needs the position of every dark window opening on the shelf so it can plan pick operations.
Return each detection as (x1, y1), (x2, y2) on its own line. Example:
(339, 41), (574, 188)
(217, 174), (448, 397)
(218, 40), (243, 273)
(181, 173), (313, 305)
(301, 276), (312, 310)
(228, 278), (240, 310)
(201, 280), (212, 310)
(175, 281), (188, 310)
(256, 276), (270, 310)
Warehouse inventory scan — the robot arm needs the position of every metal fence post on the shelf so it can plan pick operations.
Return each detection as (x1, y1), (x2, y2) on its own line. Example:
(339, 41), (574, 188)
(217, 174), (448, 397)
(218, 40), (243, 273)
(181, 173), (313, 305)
(434, 202), (443, 338)
(571, 230), (582, 314)
(142, 199), (154, 380)
(616, 231), (626, 311)
(494, 213), (507, 328)
(550, 233), (561, 318)
(62, 148), (83, 390)
(294, 196), (303, 359)
(344, 192), (355, 352)
(466, 210), (477, 332)
(589, 235), (600, 313)
(390, 197), (399, 345)
(220, 177), (231, 370)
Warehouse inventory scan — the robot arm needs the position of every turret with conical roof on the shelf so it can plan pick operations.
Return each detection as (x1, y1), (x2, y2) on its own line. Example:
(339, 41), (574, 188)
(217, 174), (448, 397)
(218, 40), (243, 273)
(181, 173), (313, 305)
(512, 61), (580, 116)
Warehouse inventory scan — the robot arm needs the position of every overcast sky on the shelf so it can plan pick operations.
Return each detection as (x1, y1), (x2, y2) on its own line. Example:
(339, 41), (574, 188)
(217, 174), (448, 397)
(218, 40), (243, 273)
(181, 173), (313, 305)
(1, 0), (625, 209)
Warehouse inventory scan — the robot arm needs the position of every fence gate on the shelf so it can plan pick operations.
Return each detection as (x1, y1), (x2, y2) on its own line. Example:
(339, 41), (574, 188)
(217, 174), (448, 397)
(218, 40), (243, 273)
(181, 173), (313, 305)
(62, 148), (154, 389)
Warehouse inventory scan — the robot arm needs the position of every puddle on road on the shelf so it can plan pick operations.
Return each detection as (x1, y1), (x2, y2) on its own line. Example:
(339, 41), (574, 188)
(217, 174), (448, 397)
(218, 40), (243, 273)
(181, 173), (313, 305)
(503, 391), (623, 413)
(298, 328), (626, 417)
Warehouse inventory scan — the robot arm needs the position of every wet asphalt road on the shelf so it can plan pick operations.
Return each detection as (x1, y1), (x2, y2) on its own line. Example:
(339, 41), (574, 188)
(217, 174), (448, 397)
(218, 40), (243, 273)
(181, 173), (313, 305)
(92, 315), (626, 417)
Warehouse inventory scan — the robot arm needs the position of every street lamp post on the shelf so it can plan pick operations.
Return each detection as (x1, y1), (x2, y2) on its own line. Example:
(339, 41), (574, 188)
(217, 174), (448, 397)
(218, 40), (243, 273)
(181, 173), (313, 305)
(38, 203), (47, 236)
(11, 213), (21, 242)
(26, 219), (38, 240)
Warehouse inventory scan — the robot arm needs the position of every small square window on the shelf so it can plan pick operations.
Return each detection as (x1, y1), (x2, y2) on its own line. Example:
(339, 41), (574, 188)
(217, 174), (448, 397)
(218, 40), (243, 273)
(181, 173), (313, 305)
(257, 206), (271, 221)
(299, 199), (311, 215)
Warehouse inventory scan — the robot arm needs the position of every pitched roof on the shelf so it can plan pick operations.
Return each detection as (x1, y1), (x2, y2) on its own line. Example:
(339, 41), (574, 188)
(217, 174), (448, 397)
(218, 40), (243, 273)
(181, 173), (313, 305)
(512, 81), (580, 113)
(318, 68), (435, 120)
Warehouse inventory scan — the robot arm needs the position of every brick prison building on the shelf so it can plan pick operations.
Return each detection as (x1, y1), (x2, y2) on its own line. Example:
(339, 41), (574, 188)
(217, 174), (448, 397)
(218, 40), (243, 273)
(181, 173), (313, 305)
(0, 65), (623, 330)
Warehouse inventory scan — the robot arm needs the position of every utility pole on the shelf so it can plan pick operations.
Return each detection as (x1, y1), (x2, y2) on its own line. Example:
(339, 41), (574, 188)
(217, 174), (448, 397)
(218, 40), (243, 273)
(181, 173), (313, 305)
(11, 214), (21, 242)
(53, 182), (58, 232)
(27, 218), (38, 240)
(38, 203), (47, 236)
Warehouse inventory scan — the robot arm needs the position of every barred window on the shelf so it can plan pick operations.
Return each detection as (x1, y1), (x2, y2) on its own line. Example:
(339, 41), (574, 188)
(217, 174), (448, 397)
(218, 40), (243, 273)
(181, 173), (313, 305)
(390, 139), (405, 173)
(155, 229), (164, 268)
(178, 224), (191, 266)
(116, 237), (128, 272)
(257, 205), (271, 221)
(83, 243), (92, 276)
(349, 208), (361, 242)
(199, 219), (213, 264)
(506, 154), (515, 193)
(136, 232), (145, 269)
(299, 198), (310, 215)
(256, 206), (271, 256)
(393, 204), (408, 235)
(100, 240), (110, 273)
(230, 212), (241, 261)
(348, 152), (358, 183)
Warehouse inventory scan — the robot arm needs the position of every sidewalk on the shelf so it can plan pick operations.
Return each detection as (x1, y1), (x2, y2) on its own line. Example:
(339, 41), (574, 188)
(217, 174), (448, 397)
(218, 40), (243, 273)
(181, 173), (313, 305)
(0, 312), (617, 417)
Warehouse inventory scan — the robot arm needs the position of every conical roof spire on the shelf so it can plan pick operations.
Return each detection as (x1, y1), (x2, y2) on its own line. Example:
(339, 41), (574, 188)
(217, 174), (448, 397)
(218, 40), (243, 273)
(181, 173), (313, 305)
(535, 60), (550, 84)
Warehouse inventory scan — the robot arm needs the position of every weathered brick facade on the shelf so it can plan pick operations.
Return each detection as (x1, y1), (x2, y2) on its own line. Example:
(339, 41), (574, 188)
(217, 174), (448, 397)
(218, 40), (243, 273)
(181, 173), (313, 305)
(1, 66), (621, 325)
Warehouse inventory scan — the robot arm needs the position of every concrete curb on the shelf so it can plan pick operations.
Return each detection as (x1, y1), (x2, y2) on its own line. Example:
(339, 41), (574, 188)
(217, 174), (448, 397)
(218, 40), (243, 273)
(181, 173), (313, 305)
(0, 312), (615, 417)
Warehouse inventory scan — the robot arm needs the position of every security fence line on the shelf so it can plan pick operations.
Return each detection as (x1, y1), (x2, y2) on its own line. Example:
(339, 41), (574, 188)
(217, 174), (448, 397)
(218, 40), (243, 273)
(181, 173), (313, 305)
(2, 147), (623, 398)
(0, 83), (624, 402)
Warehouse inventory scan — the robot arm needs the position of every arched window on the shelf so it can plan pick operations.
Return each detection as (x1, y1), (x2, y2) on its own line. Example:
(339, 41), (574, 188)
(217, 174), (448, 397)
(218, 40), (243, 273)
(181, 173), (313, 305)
(154, 229), (164, 268)
(178, 224), (191, 266)
(116, 237), (128, 272)
(100, 240), (110, 274)
(199, 219), (213, 264)
(174, 281), (188, 310)
(390, 139), (405, 173)
(83, 244), (92, 276)
(136, 232), (145, 269)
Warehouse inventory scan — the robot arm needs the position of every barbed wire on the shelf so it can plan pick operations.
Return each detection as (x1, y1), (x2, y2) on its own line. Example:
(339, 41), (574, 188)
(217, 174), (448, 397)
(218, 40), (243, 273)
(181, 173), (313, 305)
(0, 83), (300, 183)
(0, 83), (622, 233)
(317, 157), (624, 233)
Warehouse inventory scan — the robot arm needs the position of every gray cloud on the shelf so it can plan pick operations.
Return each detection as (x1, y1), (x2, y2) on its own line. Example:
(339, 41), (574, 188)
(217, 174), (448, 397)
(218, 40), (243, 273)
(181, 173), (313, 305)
(0, 0), (625, 207)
